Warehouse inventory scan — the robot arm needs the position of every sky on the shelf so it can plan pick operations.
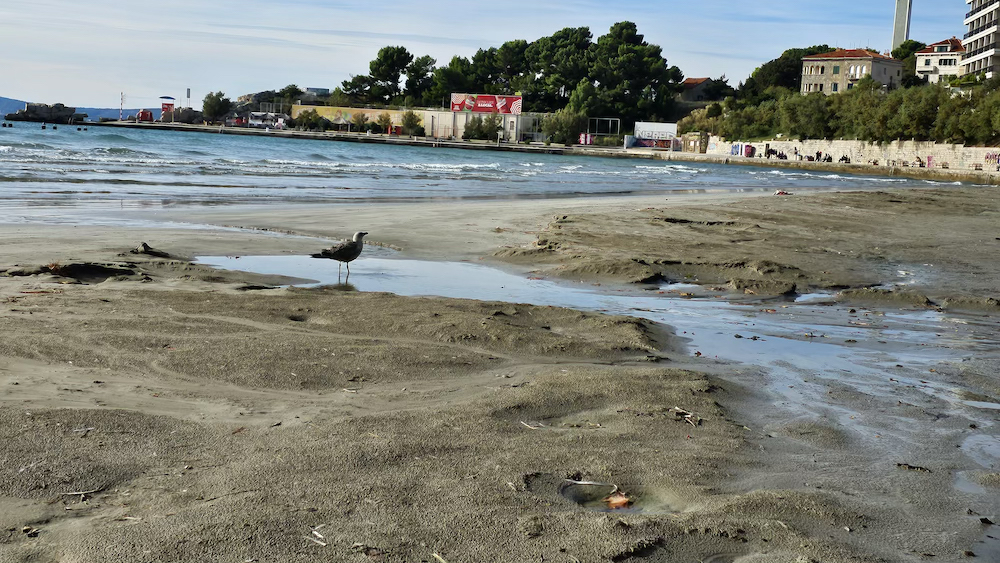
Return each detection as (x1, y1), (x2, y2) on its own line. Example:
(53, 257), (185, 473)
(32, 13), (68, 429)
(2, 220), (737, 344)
(0, 0), (969, 110)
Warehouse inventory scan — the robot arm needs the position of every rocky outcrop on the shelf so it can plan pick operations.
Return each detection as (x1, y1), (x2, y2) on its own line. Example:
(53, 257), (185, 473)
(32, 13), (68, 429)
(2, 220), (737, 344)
(5, 103), (77, 124)
(161, 107), (204, 124)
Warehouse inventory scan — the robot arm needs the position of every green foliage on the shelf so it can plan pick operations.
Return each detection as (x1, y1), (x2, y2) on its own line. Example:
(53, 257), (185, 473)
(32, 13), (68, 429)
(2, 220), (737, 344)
(405, 55), (436, 106)
(341, 21), (682, 124)
(376, 112), (393, 133)
(702, 76), (737, 101)
(586, 21), (683, 122)
(278, 84), (303, 101)
(592, 135), (622, 147)
(369, 46), (414, 103)
(401, 110), (422, 135)
(891, 40), (927, 87)
(328, 88), (351, 107)
(202, 91), (232, 122)
(706, 78), (1000, 146)
(780, 93), (832, 139)
(342, 75), (375, 105)
(427, 56), (474, 108)
(351, 111), (368, 130)
(542, 109), (587, 144)
(738, 45), (835, 104)
(294, 109), (329, 131)
(463, 114), (502, 140)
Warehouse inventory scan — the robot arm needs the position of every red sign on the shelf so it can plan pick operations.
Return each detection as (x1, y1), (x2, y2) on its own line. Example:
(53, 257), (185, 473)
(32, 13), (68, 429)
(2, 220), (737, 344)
(161, 102), (174, 114)
(451, 94), (522, 115)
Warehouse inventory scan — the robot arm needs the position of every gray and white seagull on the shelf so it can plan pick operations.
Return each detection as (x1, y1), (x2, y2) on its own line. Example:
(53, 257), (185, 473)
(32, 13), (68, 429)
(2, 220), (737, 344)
(317, 231), (368, 280)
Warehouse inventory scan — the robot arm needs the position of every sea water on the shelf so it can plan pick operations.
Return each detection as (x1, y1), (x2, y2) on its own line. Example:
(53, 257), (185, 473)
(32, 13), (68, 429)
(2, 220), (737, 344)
(0, 124), (957, 210)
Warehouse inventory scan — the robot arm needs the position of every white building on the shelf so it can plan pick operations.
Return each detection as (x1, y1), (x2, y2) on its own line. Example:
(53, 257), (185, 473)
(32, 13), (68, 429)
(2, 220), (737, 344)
(916, 38), (966, 84)
(963, 0), (999, 78)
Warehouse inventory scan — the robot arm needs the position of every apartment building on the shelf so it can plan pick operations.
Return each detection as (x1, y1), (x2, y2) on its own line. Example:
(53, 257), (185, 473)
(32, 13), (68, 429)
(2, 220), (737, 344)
(916, 38), (966, 84)
(963, 0), (999, 78)
(800, 49), (903, 95)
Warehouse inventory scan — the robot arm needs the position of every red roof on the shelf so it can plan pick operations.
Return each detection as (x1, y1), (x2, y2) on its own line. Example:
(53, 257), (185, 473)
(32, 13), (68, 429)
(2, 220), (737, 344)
(802, 49), (897, 61)
(682, 77), (711, 89)
(916, 38), (965, 54)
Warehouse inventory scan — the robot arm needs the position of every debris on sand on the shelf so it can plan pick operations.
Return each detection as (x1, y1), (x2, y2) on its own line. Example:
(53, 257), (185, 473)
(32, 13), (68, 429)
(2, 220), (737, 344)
(605, 490), (632, 510)
(129, 242), (173, 259)
(896, 463), (932, 473)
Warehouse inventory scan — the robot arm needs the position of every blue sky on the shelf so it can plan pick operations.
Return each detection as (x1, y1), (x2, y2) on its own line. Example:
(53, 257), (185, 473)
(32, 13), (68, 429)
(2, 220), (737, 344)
(0, 1), (968, 110)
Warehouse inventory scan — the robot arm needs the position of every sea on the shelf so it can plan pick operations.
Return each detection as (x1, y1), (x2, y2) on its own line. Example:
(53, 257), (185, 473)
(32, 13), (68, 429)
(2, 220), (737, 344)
(0, 124), (958, 212)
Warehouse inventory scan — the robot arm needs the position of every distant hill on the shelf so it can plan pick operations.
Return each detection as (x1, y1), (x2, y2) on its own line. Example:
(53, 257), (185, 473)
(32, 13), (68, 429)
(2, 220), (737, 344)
(0, 96), (27, 117)
(1, 95), (160, 121)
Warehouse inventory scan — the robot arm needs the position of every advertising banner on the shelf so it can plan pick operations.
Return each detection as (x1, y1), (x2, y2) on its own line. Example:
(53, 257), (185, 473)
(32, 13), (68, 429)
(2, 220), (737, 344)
(451, 94), (522, 115)
(161, 102), (175, 115)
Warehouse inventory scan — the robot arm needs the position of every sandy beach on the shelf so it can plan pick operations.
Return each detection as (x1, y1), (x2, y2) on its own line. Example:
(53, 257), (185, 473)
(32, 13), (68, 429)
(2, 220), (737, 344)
(2, 185), (999, 562)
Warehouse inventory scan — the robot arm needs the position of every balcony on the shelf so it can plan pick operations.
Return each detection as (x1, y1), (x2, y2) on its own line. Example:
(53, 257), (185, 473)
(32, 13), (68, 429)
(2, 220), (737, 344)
(965, 22), (999, 38)
(967, 0), (1000, 20)
(965, 44), (998, 59)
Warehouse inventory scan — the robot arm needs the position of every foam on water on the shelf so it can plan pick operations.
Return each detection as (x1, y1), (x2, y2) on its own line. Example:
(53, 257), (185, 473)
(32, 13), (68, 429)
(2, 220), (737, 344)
(0, 125), (966, 209)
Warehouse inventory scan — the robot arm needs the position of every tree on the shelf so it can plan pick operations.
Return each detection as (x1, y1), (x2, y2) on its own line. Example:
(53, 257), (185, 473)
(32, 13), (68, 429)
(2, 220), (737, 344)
(427, 56), (474, 108)
(405, 55), (437, 105)
(739, 45), (835, 104)
(376, 112), (393, 133)
(702, 76), (737, 101)
(891, 39), (927, 87)
(342, 75), (375, 105)
(588, 21), (683, 124)
(294, 109), (328, 131)
(525, 27), (595, 112)
(369, 46), (414, 103)
(779, 93), (832, 140)
(328, 88), (351, 107)
(495, 40), (530, 93)
(463, 114), (501, 140)
(542, 109), (587, 144)
(351, 111), (369, 131)
(278, 84), (303, 101)
(202, 91), (232, 123)
(401, 110), (422, 135)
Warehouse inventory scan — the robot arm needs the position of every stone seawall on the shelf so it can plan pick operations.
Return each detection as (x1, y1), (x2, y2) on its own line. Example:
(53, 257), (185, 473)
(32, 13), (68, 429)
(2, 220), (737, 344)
(699, 137), (1000, 184)
(655, 150), (1000, 185)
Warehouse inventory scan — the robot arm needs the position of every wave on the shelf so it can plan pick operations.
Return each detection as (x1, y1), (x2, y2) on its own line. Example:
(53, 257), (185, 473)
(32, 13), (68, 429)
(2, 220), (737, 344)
(91, 147), (158, 157)
(93, 133), (134, 142)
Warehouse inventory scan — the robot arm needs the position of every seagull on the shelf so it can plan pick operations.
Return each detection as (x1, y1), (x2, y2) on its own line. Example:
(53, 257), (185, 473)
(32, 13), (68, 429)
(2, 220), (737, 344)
(317, 231), (367, 280)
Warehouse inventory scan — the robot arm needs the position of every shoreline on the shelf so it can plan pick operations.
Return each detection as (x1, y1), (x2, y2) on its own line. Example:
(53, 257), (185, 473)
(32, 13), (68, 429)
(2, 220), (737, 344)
(76, 120), (1000, 185)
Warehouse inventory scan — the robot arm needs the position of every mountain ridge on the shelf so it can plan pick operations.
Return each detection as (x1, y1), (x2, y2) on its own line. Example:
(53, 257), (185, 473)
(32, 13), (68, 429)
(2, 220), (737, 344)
(1, 96), (161, 120)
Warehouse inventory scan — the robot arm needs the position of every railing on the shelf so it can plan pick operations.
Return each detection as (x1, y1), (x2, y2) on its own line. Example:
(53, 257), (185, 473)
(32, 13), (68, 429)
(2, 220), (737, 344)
(965, 44), (997, 58)
(967, 1), (1000, 20)
(965, 22), (997, 38)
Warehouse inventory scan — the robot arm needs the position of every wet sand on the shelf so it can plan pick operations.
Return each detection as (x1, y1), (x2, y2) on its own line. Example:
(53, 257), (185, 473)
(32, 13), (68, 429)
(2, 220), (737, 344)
(1, 186), (999, 562)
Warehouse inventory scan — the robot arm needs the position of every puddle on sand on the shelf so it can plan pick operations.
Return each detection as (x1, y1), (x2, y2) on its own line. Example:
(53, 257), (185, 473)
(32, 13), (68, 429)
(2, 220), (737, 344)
(199, 254), (1000, 470)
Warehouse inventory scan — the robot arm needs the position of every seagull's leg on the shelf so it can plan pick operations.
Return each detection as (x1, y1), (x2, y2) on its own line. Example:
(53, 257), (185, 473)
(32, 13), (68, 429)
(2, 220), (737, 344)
(345, 262), (350, 282)
(338, 261), (343, 282)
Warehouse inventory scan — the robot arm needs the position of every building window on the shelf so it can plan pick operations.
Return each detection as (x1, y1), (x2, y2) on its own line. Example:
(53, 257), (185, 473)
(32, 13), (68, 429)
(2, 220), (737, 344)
(936, 45), (948, 52)
(833, 65), (840, 74)
(833, 83), (839, 92)
(819, 84), (824, 91)
(925, 59), (932, 66)
(847, 83), (854, 90)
